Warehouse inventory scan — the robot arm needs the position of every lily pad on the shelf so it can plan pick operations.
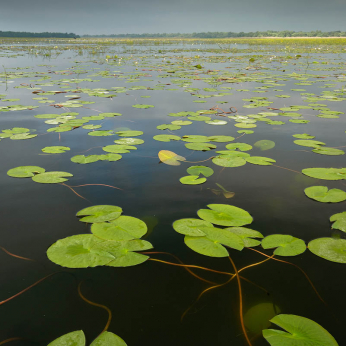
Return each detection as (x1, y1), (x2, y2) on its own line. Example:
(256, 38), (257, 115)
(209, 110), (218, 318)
(294, 140), (325, 148)
(116, 130), (143, 137)
(185, 142), (216, 151)
(76, 205), (122, 223)
(42, 146), (70, 154)
(263, 314), (339, 346)
(172, 218), (213, 236)
(330, 211), (346, 232)
(32, 171), (73, 184)
(186, 165), (214, 177)
(302, 168), (346, 181)
(293, 133), (315, 139)
(48, 330), (85, 346)
(225, 143), (252, 151)
(153, 134), (180, 142)
(132, 104), (154, 109)
(180, 175), (206, 185)
(225, 227), (264, 247)
(182, 135), (209, 143)
(212, 156), (247, 167)
(312, 147), (344, 156)
(262, 234), (306, 256)
(7, 166), (45, 178)
(304, 186), (346, 203)
(245, 156), (276, 166)
(71, 155), (100, 164)
(308, 237), (346, 263)
(114, 138), (144, 145)
(91, 216), (147, 241)
(207, 135), (235, 142)
(90, 331), (127, 346)
(254, 140), (275, 151)
(197, 204), (253, 227)
(88, 130), (114, 137)
(158, 150), (186, 166)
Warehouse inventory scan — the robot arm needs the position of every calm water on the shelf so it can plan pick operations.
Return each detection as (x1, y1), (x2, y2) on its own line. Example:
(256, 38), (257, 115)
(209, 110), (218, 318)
(0, 40), (345, 346)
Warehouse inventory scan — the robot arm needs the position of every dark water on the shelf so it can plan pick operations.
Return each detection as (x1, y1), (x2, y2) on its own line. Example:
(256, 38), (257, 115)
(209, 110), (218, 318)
(0, 40), (345, 346)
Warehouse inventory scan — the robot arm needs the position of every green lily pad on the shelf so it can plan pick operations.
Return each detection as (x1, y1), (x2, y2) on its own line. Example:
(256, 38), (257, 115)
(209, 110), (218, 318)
(304, 186), (346, 203)
(71, 155), (100, 164)
(42, 146), (70, 154)
(7, 166), (45, 178)
(99, 154), (122, 162)
(90, 331), (127, 346)
(88, 130), (114, 137)
(158, 150), (186, 166)
(99, 112), (122, 117)
(172, 218), (213, 236)
(185, 142), (216, 151)
(47, 234), (115, 268)
(225, 227), (264, 247)
(308, 237), (346, 263)
(330, 211), (346, 232)
(132, 104), (154, 109)
(294, 140), (325, 148)
(171, 120), (192, 126)
(32, 171), (73, 184)
(205, 119), (228, 125)
(293, 133), (315, 139)
(102, 145), (137, 154)
(254, 140), (275, 151)
(35, 113), (60, 119)
(186, 165), (214, 177)
(262, 234), (306, 256)
(207, 135), (235, 142)
(76, 205), (122, 223)
(302, 168), (346, 180)
(157, 124), (181, 131)
(197, 204), (253, 227)
(48, 330), (85, 346)
(180, 175), (207, 185)
(114, 138), (144, 145)
(263, 314), (339, 346)
(312, 147), (344, 156)
(212, 156), (247, 167)
(225, 143), (252, 151)
(116, 130), (143, 137)
(246, 156), (276, 166)
(82, 124), (102, 130)
(91, 216), (147, 241)
(182, 135), (209, 142)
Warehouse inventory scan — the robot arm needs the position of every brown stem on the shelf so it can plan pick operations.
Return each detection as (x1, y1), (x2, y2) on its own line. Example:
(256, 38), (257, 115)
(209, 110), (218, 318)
(0, 246), (34, 262)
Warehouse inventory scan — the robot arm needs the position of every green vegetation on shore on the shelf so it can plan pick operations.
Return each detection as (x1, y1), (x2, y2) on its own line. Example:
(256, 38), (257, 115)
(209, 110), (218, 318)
(0, 31), (79, 38)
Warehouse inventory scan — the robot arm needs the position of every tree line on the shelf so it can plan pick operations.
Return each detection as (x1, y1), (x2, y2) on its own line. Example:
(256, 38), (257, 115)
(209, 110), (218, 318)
(0, 31), (79, 38)
(83, 30), (346, 38)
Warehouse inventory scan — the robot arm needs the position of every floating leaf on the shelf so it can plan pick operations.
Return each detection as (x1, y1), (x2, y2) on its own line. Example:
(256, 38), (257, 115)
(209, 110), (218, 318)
(71, 155), (100, 164)
(185, 142), (216, 151)
(48, 331), (85, 346)
(157, 124), (181, 130)
(47, 235), (115, 268)
(32, 171), (73, 184)
(308, 237), (346, 263)
(91, 216), (147, 241)
(302, 168), (346, 180)
(158, 150), (186, 166)
(254, 140), (275, 151)
(153, 134), (181, 142)
(207, 135), (235, 142)
(330, 211), (346, 232)
(312, 147), (344, 156)
(182, 135), (209, 143)
(205, 119), (227, 125)
(263, 314), (339, 346)
(7, 166), (45, 178)
(225, 227), (263, 247)
(180, 175), (206, 185)
(114, 138), (144, 145)
(171, 120), (192, 126)
(292, 133), (315, 139)
(10, 133), (37, 140)
(212, 156), (246, 167)
(304, 186), (346, 203)
(172, 218), (213, 236)
(42, 146), (70, 154)
(246, 156), (276, 166)
(187, 165), (214, 177)
(262, 234), (306, 256)
(77, 205), (122, 223)
(225, 143), (252, 151)
(197, 204), (253, 227)
(116, 130), (143, 137)
(88, 130), (114, 137)
(294, 140), (325, 148)
(215, 183), (235, 198)
(102, 144), (137, 154)
(90, 331), (127, 346)
(132, 104), (154, 109)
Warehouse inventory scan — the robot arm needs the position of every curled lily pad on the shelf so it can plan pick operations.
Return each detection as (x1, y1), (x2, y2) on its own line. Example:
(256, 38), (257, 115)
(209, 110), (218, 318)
(184, 226), (244, 257)
(197, 204), (253, 227)
(47, 234), (115, 268)
(254, 140), (275, 151)
(42, 146), (70, 154)
(304, 186), (346, 203)
(308, 237), (346, 263)
(186, 165), (214, 177)
(263, 314), (339, 346)
(212, 156), (246, 167)
(158, 150), (186, 166)
(77, 205), (122, 223)
(153, 134), (180, 142)
(302, 168), (346, 181)
(262, 234), (306, 256)
(172, 218), (213, 236)
(185, 142), (216, 151)
(312, 147), (344, 156)
(330, 211), (346, 232)
(91, 216), (147, 241)
(245, 156), (276, 166)
(225, 227), (263, 247)
(32, 171), (73, 184)
(180, 175), (206, 185)
(7, 166), (45, 178)
(71, 155), (100, 164)
(225, 143), (252, 151)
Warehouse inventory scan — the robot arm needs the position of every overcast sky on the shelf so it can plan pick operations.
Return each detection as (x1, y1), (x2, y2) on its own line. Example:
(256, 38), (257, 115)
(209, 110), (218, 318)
(1, 0), (346, 34)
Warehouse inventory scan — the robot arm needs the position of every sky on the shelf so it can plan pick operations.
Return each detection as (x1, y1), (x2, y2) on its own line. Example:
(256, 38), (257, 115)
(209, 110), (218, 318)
(1, 0), (346, 35)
